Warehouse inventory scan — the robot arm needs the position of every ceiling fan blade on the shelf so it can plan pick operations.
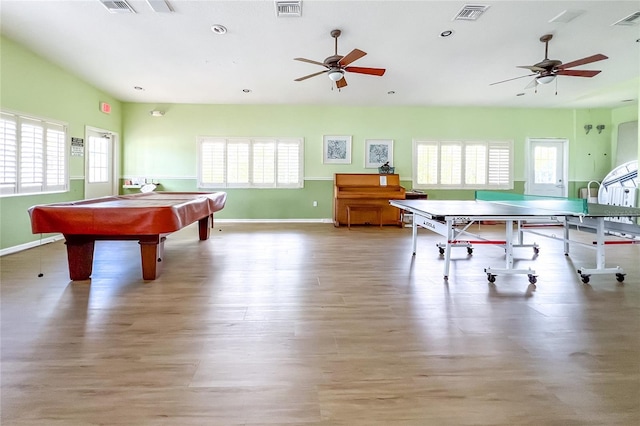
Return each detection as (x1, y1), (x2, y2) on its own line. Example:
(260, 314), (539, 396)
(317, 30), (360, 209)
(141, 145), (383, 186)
(558, 54), (608, 70)
(344, 66), (386, 76)
(338, 49), (366, 67)
(294, 57), (328, 67)
(556, 69), (601, 78)
(336, 77), (348, 89)
(524, 78), (538, 90)
(294, 70), (328, 82)
(489, 73), (536, 86)
(517, 65), (546, 72)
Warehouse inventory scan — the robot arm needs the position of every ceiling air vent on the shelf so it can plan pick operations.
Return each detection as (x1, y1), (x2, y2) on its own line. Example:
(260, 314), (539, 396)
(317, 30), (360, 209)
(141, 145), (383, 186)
(453, 4), (490, 21)
(612, 11), (640, 26)
(146, 0), (172, 13)
(549, 9), (585, 24)
(275, 1), (302, 17)
(99, 0), (136, 14)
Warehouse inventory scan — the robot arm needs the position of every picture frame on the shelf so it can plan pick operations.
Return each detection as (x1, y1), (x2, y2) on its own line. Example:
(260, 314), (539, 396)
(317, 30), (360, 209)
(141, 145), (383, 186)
(365, 139), (393, 168)
(323, 135), (352, 164)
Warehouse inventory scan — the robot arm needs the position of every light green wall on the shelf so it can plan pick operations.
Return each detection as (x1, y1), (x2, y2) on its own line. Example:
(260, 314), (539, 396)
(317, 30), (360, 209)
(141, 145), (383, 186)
(611, 104), (640, 168)
(0, 35), (122, 250)
(1, 34), (637, 251)
(121, 102), (614, 204)
(123, 103), (582, 181)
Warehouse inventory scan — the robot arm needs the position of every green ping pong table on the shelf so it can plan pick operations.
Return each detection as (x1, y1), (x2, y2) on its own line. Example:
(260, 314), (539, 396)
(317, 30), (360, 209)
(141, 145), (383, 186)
(390, 191), (640, 284)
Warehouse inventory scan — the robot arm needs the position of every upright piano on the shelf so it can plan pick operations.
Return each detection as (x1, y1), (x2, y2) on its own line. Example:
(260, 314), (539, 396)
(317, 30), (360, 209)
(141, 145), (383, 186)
(333, 173), (406, 227)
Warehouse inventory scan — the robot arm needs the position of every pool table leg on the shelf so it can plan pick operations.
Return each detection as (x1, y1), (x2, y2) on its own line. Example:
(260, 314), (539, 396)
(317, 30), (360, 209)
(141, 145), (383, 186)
(139, 236), (165, 280)
(198, 215), (211, 240)
(64, 235), (95, 281)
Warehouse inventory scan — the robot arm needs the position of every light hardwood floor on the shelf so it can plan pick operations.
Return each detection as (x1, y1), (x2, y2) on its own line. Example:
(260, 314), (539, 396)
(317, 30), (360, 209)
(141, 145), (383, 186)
(1, 222), (639, 425)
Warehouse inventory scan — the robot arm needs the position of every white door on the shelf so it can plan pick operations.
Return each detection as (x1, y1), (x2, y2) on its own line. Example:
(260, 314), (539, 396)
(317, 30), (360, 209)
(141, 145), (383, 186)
(85, 127), (118, 199)
(526, 138), (568, 198)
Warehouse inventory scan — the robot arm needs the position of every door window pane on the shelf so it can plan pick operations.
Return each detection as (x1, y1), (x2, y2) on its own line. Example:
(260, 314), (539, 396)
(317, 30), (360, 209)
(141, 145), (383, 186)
(534, 146), (556, 184)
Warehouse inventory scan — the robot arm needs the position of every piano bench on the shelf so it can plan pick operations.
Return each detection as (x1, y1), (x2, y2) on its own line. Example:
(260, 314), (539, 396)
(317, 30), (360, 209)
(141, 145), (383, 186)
(346, 205), (383, 229)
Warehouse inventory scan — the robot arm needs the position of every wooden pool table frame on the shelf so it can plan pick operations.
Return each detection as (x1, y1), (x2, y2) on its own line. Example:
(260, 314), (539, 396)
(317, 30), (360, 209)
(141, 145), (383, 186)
(28, 192), (227, 281)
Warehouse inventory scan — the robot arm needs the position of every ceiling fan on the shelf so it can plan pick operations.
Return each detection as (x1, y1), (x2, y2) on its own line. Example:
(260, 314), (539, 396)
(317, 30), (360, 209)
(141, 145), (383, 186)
(294, 29), (386, 89)
(490, 34), (608, 91)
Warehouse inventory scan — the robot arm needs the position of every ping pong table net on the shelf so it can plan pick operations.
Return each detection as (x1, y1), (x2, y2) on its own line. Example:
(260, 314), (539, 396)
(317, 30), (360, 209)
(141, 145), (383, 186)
(475, 191), (588, 214)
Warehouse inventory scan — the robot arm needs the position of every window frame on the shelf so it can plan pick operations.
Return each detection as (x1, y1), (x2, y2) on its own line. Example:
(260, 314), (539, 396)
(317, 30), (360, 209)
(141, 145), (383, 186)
(412, 139), (513, 190)
(0, 110), (69, 197)
(197, 136), (304, 189)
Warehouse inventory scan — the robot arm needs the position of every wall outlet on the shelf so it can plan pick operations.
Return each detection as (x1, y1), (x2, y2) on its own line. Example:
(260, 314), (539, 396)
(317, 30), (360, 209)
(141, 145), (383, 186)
(313, 201), (318, 207)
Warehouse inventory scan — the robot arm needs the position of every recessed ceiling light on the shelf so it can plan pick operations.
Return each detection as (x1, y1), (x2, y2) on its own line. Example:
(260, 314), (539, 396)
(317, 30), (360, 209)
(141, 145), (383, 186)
(440, 30), (453, 37)
(211, 24), (227, 34)
(134, 86), (144, 91)
(242, 89), (251, 93)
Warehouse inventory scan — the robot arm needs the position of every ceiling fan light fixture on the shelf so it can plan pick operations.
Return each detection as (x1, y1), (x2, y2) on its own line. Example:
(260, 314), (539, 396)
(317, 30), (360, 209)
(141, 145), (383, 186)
(328, 69), (344, 81)
(537, 75), (556, 84)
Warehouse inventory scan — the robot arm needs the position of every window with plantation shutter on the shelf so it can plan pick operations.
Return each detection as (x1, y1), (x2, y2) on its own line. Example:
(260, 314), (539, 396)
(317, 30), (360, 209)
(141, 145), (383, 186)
(440, 142), (462, 185)
(200, 139), (226, 185)
(465, 143), (486, 185)
(413, 139), (512, 190)
(198, 136), (303, 188)
(252, 139), (275, 185)
(0, 110), (68, 196)
(0, 114), (18, 194)
(20, 120), (44, 191)
(276, 140), (301, 187)
(487, 142), (511, 186)
(414, 142), (438, 185)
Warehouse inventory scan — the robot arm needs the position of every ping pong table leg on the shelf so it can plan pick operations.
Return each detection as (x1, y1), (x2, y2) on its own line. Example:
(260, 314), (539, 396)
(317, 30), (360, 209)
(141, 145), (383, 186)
(573, 216), (627, 283)
(484, 220), (537, 284)
(505, 220), (514, 270)
(411, 219), (418, 255)
(563, 217), (570, 255)
(595, 217), (606, 270)
(443, 219), (453, 279)
(516, 220), (524, 245)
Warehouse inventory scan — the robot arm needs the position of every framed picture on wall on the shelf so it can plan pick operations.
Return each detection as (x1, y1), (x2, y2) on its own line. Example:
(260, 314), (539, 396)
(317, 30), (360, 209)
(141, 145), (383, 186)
(365, 139), (393, 168)
(323, 135), (352, 164)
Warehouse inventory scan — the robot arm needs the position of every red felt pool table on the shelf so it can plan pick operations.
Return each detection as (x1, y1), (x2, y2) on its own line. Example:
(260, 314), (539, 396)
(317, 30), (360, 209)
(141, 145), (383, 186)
(28, 191), (227, 281)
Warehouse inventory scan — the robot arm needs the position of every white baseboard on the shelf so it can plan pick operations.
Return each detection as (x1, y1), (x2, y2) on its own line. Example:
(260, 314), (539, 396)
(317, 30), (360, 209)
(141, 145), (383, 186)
(1, 220), (335, 256)
(0, 234), (64, 257)
(215, 218), (333, 224)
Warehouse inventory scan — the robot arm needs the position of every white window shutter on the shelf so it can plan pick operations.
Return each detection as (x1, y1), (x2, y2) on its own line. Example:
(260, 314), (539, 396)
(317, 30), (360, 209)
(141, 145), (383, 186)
(0, 113), (18, 194)
(488, 142), (512, 186)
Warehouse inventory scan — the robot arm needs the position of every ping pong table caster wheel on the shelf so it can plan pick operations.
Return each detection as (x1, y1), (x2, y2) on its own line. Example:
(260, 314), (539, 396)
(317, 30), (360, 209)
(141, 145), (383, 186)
(528, 275), (537, 284)
(533, 247), (539, 255)
(467, 247), (473, 255)
(438, 247), (445, 255)
(580, 274), (590, 284)
(487, 274), (496, 283)
(616, 273), (625, 283)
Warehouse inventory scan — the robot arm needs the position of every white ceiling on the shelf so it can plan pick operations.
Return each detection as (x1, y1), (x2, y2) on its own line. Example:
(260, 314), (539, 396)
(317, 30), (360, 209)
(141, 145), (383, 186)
(1, 0), (639, 109)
